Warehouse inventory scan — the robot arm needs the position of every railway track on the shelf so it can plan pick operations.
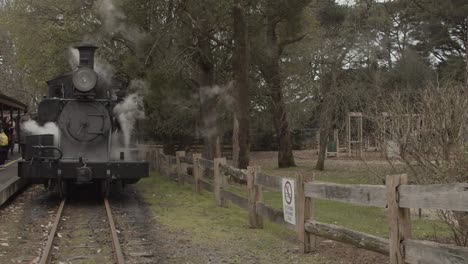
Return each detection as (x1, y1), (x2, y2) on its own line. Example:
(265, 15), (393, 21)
(39, 198), (125, 264)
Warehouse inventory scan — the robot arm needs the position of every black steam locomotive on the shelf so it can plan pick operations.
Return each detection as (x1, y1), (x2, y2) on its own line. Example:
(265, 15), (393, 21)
(18, 44), (148, 197)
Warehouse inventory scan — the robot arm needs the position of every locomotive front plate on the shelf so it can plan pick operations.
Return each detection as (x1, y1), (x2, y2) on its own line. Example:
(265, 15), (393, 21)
(59, 101), (111, 143)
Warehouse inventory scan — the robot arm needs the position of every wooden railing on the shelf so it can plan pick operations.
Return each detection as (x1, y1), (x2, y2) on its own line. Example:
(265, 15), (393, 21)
(137, 146), (468, 264)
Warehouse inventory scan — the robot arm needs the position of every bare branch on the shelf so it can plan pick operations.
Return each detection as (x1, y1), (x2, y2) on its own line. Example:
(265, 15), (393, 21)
(279, 34), (306, 52)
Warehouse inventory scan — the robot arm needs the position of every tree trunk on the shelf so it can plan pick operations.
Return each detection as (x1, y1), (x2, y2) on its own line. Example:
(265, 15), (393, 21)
(465, 17), (468, 88)
(263, 18), (295, 168)
(232, 115), (240, 167)
(316, 69), (338, 171)
(316, 126), (329, 171)
(199, 82), (219, 160)
(316, 99), (334, 171)
(232, 0), (250, 169)
(197, 38), (219, 160)
(385, 29), (392, 70)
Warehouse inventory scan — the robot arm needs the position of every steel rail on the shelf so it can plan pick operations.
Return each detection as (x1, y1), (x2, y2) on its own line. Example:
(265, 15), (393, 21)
(39, 198), (66, 264)
(105, 198), (125, 264)
(39, 198), (125, 264)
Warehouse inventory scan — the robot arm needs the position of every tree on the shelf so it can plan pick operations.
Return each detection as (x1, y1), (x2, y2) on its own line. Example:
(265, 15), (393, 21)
(231, 0), (250, 169)
(313, 0), (371, 170)
(0, 0), (99, 107)
(251, 0), (313, 168)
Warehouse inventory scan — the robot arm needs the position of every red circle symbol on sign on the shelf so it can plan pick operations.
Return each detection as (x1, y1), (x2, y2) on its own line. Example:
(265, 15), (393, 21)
(284, 181), (293, 205)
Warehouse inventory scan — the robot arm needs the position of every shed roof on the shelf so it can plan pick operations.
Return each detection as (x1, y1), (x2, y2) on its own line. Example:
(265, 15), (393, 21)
(0, 93), (28, 111)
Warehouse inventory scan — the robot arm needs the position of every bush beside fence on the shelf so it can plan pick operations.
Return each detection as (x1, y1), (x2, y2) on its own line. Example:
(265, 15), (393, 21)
(137, 146), (468, 264)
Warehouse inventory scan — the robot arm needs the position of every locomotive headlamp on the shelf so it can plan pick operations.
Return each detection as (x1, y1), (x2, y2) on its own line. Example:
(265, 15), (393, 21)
(72, 67), (97, 92)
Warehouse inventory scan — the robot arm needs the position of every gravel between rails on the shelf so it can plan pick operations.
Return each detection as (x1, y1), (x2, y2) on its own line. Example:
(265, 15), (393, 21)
(48, 197), (114, 264)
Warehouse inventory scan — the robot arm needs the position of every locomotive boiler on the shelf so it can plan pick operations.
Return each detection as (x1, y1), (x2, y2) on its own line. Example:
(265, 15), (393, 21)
(18, 44), (149, 197)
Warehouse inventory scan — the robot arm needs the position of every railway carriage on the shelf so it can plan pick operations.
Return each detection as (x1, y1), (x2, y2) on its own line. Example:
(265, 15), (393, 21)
(18, 44), (149, 197)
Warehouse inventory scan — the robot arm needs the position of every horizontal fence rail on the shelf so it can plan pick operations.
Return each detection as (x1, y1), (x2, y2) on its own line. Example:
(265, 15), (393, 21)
(304, 182), (387, 208)
(139, 146), (468, 264)
(399, 183), (468, 211)
(255, 172), (282, 191)
(404, 239), (468, 264)
(304, 220), (390, 255)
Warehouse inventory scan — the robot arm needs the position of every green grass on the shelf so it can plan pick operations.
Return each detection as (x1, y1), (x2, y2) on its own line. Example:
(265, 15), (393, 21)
(259, 160), (408, 185)
(137, 168), (452, 263)
(138, 173), (328, 264)
(227, 160), (452, 240)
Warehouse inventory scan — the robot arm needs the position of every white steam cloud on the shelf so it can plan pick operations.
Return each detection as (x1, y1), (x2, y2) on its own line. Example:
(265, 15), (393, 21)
(113, 93), (145, 148)
(95, 58), (116, 84)
(68, 48), (79, 69)
(96, 0), (146, 46)
(197, 83), (235, 140)
(22, 120), (60, 146)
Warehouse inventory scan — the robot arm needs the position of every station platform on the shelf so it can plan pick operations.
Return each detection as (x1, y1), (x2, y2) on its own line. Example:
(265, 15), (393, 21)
(0, 151), (28, 206)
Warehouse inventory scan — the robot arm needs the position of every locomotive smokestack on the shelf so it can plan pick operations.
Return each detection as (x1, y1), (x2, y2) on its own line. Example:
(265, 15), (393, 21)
(75, 44), (98, 69)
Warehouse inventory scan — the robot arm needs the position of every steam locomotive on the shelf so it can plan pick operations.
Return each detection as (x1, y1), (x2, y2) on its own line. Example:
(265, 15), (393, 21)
(18, 44), (149, 197)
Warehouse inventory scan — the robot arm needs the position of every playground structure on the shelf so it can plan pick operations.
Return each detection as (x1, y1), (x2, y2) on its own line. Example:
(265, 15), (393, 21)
(311, 111), (420, 159)
(347, 112), (363, 158)
(380, 112), (422, 159)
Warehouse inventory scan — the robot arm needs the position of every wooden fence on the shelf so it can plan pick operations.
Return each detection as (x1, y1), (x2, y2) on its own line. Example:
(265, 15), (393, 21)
(137, 146), (468, 264)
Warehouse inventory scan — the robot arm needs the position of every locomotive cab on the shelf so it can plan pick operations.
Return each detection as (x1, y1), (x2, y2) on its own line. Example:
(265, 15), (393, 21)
(18, 44), (149, 197)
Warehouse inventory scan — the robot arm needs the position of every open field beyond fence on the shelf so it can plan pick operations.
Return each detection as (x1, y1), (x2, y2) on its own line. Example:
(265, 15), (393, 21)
(137, 146), (468, 264)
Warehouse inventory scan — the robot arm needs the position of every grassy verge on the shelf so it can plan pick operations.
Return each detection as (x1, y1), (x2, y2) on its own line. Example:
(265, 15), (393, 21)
(227, 160), (451, 240)
(228, 183), (449, 239)
(138, 173), (329, 264)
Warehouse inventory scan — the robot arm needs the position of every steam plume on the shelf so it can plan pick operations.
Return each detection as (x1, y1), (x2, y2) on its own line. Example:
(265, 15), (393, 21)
(95, 0), (146, 45)
(113, 93), (145, 148)
(22, 120), (60, 145)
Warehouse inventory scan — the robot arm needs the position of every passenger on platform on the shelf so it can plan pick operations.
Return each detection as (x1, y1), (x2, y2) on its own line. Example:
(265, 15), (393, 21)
(0, 125), (9, 168)
(9, 119), (16, 155)
(2, 117), (11, 161)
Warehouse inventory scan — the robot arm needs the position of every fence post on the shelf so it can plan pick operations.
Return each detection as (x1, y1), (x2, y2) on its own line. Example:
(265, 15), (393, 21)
(145, 149), (153, 171)
(154, 149), (160, 172)
(165, 154), (171, 178)
(162, 152), (168, 176)
(247, 166), (263, 228)
(386, 174), (411, 264)
(148, 149), (154, 170)
(176, 151), (186, 185)
(297, 173), (316, 253)
(193, 153), (202, 194)
(214, 157), (227, 207)
(158, 149), (166, 175)
(151, 149), (157, 171)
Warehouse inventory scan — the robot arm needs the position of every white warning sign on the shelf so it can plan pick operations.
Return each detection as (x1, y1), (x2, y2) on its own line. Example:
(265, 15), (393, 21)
(282, 178), (296, 225)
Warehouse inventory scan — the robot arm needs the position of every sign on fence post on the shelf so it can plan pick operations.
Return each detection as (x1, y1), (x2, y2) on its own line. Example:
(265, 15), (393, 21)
(282, 178), (296, 225)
